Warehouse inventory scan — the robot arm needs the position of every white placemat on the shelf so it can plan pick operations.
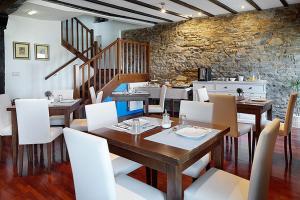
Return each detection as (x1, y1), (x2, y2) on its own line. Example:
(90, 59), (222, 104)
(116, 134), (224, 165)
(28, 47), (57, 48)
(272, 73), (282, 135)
(109, 117), (160, 135)
(145, 126), (220, 151)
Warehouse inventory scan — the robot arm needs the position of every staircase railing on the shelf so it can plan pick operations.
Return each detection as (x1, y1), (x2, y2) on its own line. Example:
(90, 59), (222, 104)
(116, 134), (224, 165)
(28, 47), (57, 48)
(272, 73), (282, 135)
(74, 38), (150, 99)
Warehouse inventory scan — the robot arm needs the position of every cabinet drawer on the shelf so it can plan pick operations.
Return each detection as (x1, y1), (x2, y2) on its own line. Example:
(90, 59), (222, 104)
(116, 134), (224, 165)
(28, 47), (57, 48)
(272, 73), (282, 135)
(240, 85), (265, 93)
(194, 84), (214, 91)
(215, 84), (235, 91)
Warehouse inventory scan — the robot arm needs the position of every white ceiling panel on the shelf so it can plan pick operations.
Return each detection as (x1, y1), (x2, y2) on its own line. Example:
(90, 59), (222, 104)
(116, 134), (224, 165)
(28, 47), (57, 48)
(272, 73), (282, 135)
(253, 0), (282, 9)
(218, 0), (255, 12)
(99, 0), (184, 22)
(183, 0), (231, 16)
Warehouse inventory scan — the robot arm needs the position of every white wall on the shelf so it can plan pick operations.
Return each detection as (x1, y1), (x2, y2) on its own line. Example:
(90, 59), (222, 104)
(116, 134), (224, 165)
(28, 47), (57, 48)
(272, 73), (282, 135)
(5, 15), (81, 99)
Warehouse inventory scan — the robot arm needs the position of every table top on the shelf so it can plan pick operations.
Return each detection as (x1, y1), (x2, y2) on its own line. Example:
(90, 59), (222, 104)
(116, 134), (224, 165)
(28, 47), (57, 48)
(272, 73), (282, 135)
(88, 117), (229, 166)
(236, 99), (273, 108)
(7, 99), (82, 111)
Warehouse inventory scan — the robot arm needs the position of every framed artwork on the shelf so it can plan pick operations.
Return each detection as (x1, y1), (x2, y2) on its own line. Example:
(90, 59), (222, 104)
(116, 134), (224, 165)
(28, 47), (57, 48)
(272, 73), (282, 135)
(35, 44), (49, 60)
(13, 42), (30, 60)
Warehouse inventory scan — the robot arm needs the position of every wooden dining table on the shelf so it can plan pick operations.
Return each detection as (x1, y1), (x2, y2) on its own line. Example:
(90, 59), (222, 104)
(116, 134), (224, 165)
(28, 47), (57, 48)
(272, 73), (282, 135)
(88, 117), (230, 200)
(236, 99), (273, 157)
(7, 99), (82, 171)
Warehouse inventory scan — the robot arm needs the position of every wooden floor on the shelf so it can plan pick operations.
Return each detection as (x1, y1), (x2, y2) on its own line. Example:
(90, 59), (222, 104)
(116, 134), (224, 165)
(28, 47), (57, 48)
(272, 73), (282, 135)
(0, 129), (300, 200)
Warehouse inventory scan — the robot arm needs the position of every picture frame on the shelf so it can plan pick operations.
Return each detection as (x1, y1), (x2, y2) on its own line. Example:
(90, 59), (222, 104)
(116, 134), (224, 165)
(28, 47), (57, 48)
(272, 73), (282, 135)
(35, 44), (49, 60)
(13, 42), (30, 60)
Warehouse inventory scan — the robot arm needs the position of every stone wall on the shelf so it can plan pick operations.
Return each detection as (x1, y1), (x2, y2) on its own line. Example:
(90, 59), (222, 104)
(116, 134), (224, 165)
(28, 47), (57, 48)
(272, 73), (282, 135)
(122, 5), (300, 119)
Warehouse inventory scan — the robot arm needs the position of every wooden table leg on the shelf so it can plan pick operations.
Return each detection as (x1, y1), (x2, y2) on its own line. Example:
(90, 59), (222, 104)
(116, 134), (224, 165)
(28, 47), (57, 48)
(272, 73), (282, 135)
(213, 138), (224, 169)
(151, 169), (158, 188)
(252, 112), (262, 161)
(146, 167), (151, 185)
(11, 111), (18, 173)
(267, 105), (273, 120)
(167, 165), (182, 200)
(64, 112), (70, 161)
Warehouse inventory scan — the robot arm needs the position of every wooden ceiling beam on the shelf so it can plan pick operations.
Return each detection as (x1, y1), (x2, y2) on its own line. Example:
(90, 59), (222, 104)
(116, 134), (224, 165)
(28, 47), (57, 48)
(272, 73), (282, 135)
(43, 0), (158, 24)
(279, 0), (289, 7)
(245, 0), (262, 10)
(122, 0), (189, 19)
(82, 0), (173, 22)
(169, 0), (214, 17)
(207, 0), (238, 14)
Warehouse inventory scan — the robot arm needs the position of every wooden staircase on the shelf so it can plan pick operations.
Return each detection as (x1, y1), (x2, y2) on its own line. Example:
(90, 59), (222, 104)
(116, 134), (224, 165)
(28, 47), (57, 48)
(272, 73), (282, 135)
(45, 17), (150, 101)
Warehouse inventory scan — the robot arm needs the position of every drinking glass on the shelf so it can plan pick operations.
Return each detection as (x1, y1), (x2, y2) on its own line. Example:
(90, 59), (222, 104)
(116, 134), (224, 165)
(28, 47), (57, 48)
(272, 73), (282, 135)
(132, 118), (140, 134)
(179, 114), (187, 127)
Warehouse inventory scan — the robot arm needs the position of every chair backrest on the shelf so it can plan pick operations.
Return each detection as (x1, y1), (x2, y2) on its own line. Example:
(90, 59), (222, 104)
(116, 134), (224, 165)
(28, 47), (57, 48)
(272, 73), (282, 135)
(96, 91), (104, 104)
(15, 99), (51, 145)
(209, 94), (238, 137)
(159, 85), (167, 109)
(64, 128), (116, 200)
(284, 93), (298, 135)
(179, 100), (213, 123)
(248, 118), (280, 200)
(89, 87), (97, 104)
(0, 94), (11, 130)
(85, 101), (118, 132)
(197, 88), (209, 102)
(52, 89), (74, 100)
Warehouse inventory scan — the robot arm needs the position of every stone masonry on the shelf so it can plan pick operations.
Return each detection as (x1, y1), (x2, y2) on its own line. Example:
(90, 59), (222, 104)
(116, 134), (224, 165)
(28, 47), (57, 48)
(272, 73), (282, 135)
(122, 5), (300, 119)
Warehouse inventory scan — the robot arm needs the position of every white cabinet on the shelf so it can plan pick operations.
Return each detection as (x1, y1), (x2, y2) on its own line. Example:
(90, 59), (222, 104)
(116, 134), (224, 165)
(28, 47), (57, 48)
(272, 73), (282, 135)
(193, 80), (267, 101)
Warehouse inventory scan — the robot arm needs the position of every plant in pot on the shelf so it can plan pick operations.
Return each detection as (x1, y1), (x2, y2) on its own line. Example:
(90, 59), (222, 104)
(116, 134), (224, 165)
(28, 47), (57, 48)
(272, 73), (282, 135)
(236, 88), (244, 101)
(291, 80), (300, 128)
(44, 91), (53, 100)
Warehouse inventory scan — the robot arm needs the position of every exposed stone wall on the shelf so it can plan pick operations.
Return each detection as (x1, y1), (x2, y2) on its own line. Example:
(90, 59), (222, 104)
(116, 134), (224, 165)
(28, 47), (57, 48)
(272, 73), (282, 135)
(122, 5), (300, 118)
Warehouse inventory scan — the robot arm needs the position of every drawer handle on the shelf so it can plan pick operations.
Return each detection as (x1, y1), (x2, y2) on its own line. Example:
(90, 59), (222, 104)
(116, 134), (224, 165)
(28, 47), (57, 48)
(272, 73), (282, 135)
(249, 87), (252, 89)
(224, 86), (228, 89)
(202, 86), (206, 88)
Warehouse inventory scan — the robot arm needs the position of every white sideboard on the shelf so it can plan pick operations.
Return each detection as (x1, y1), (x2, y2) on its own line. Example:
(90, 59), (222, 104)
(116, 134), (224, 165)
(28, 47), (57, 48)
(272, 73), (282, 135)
(192, 80), (267, 101)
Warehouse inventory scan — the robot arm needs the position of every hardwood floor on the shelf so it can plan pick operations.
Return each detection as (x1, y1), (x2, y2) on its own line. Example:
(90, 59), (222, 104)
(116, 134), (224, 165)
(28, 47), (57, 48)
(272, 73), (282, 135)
(0, 129), (300, 199)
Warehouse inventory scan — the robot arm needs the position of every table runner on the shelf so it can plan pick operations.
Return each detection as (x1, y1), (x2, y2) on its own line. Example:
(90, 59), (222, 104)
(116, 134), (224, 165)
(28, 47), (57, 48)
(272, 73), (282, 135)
(145, 126), (220, 151)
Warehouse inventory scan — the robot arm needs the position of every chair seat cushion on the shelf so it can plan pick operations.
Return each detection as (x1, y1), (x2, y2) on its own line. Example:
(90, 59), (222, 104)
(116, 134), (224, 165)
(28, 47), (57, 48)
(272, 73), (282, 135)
(111, 154), (142, 176)
(50, 115), (65, 126)
(0, 125), (12, 136)
(50, 127), (63, 142)
(182, 153), (210, 178)
(116, 174), (165, 200)
(238, 123), (252, 135)
(70, 119), (88, 132)
(148, 105), (164, 113)
(184, 168), (249, 200)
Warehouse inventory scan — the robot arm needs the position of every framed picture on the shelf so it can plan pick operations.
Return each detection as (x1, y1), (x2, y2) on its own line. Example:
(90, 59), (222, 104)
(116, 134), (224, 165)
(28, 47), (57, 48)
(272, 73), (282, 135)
(13, 42), (30, 60)
(35, 44), (49, 60)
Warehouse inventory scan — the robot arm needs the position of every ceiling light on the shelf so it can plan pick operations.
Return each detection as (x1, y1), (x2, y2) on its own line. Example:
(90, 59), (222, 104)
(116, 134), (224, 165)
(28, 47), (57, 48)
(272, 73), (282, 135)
(198, 12), (202, 16)
(160, 2), (166, 13)
(241, 5), (245, 9)
(27, 10), (38, 15)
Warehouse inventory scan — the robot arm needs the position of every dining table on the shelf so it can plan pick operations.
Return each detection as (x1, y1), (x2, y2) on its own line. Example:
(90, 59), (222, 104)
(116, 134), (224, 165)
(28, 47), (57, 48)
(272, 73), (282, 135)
(7, 99), (82, 172)
(236, 99), (273, 158)
(88, 116), (230, 200)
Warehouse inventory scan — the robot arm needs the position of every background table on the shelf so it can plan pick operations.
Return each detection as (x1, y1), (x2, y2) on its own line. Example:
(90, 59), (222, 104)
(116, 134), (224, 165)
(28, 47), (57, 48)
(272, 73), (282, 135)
(88, 117), (229, 200)
(7, 99), (82, 172)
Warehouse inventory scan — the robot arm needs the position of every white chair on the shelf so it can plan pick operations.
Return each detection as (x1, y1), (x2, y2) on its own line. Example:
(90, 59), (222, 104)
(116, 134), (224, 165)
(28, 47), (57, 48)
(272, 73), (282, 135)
(64, 128), (165, 200)
(50, 89), (74, 126)
(184, 118), (280, 200)
(148, 85), (167, 114)
(197, 88), (209, 102)
(85, 101), (141, 176)
(209, 94), (253, 166)
(89, 86), (103, 104)
(0, 94), (12, 160)
(15, 99), (63, 175)
(179, 100), (213, 179)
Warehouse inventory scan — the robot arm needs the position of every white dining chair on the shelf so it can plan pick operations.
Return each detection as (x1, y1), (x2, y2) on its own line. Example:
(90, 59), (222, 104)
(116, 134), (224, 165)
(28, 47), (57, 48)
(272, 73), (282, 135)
(64, 128), (165, 200)
(184, 118), (280, 200)
(148, 85), (167, 114)
(179, 100), (213, 179)
(50, 89), (74, 126)
(0, 94), (12, 160)
(89, 86), (103, 104)
(197, 88), (209, 102)
(209, 94), (253, 166)
(15, 99), (63, 175)
(85, 101), (142, 176)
